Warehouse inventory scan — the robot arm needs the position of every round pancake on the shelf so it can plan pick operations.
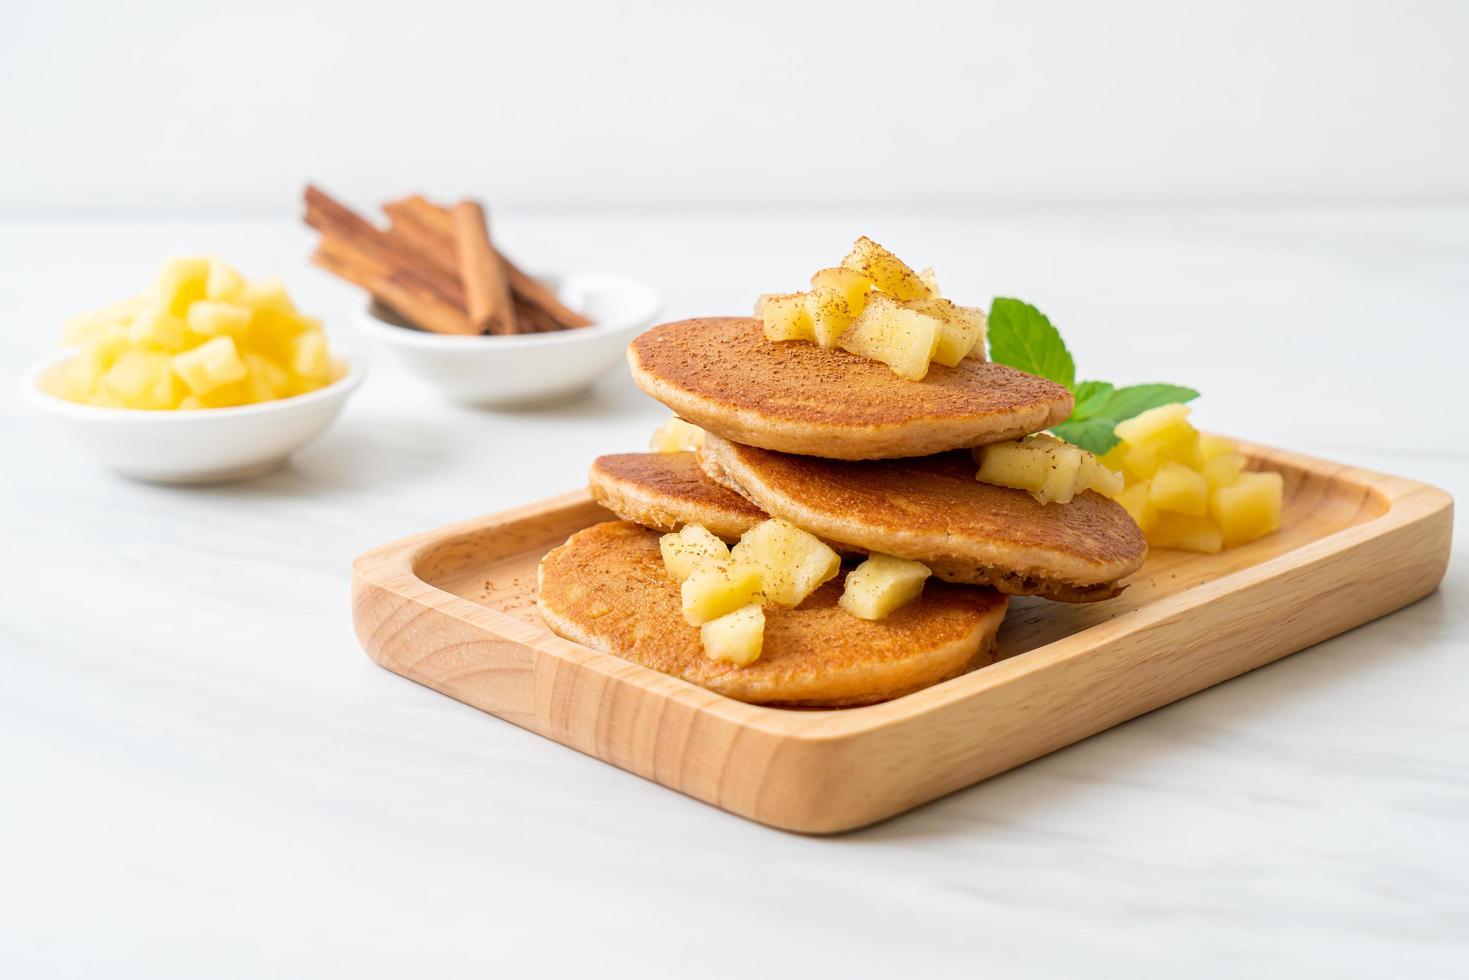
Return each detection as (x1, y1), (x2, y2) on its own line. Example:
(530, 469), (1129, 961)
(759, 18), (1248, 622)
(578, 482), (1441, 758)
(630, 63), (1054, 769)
(698, 433), (1147, 602)
(628, 317), (1073, 459)
(589, 452), (766, 540)
(537, 520), (1009, 708)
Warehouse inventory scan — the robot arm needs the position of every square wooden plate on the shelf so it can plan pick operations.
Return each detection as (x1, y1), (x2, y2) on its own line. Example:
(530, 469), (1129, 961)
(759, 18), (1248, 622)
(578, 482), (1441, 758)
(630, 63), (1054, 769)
(351, 442), (1452, 833)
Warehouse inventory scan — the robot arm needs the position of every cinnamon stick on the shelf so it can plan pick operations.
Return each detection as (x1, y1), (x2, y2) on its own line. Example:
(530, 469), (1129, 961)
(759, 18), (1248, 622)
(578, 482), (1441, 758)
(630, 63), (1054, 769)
(312, 236), (476, 336)
(386, 195), (594, 330)
(382, 197), (459, 274)
(451, 201), (518, 335)
(304, 186), (464, 308)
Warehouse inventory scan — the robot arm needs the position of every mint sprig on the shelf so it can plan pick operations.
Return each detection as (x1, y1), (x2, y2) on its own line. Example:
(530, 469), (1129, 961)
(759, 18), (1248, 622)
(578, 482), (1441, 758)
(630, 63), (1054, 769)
(987, 298), (1199, 454)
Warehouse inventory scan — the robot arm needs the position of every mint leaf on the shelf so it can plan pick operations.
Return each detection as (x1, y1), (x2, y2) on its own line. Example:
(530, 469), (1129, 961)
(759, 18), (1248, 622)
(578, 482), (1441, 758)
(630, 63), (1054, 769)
(1071, 380), (1114, 419)
(1056, 384), (1202, 454)
(988, 298), (1075, 389)
(1051, 416), (1120, 454)
(985, 296), (1200, 456)
(1095, 384), (1200, 421)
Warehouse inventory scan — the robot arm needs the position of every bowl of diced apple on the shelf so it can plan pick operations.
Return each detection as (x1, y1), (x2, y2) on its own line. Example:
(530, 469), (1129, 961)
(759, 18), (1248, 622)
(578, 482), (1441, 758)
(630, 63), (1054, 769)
(23, 257), (365, 484)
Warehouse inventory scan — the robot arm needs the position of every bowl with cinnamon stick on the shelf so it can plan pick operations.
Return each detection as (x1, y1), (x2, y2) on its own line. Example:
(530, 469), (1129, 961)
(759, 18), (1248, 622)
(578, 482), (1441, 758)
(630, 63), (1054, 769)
(305, 187), (660, 407)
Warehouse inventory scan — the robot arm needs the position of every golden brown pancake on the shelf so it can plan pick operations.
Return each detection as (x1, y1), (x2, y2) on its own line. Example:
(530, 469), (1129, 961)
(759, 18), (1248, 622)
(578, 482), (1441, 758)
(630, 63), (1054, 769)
(537, 521), (1009, 708)
(698, 433), (1147, 602)
(588, 452), (766, 541)
(628, 317), (1073, 459)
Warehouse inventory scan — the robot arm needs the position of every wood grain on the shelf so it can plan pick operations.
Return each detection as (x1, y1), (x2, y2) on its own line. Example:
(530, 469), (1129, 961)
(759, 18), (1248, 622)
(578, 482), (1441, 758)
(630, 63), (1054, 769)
(351, 442), (1452, 833)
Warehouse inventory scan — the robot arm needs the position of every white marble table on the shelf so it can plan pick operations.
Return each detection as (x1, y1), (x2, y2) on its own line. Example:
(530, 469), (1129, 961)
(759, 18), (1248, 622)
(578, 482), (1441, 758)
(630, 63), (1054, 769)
(2, 208), (1464, 978)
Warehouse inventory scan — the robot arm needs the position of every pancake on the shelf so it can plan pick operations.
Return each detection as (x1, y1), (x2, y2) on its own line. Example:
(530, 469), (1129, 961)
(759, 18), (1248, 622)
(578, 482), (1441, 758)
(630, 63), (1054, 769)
(537, 520), (1009, 708)
(588, 452), (766, 540)
(628, 317), (1073, 459)
(698, 433), (1147, 602)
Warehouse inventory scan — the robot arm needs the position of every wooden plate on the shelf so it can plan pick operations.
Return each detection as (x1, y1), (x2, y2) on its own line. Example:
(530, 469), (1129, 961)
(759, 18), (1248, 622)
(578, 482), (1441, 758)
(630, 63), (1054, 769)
(351, 443), (1451, 833)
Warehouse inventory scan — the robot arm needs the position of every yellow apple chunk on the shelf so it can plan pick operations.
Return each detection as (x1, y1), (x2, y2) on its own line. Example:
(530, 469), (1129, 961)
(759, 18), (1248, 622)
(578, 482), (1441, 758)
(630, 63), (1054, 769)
(243, 352), (291, 403)
(238, 276), (298, 317)
(1149, 461), (1209, 517)
(1203, 451), (1246, 489)
(903, 297), (986, 366)
(105, 350), (182, 410)
(731, 518), (840, 608)
(840, 236), (934, 301)
(659, 524), (731, 583)
(171, 335), (248, 396)
(807, 267), (870, 346)
(838, 293), (941, 380)
(154, 256), (211, 316)
(63, 296), (148, 346)
(1210, 471), (1284, 547)
(1115, 481), (1158, 533)
(186, 300), (253, 339)
(839, 553), (931, 620)
(761, 291), (816, 343)
(1197, 433), (1237, 463)
(680, 562), (764, 626)
(289, 330), (332, 385)
(128, 305), (189, 351)
(700, 604), (765, 666)
(1149, 512), (1223, 554)
(974, 433), (1122, 505)
(649, 416), (705, 453)
(205, 258), (245, 301)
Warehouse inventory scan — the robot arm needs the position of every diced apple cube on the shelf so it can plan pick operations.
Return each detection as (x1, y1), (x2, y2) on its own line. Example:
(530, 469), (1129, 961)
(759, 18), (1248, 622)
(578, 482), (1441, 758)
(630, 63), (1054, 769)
(1078, 454), (1125, 498)
(237, 275), (298, 317)
(974, 438), (1050, 494)
(808, 267), (870, 346)
(700, 604), (765, 666)
(76, 325), (131, 375)
(761, 292), (816, 344)
(1149, 512), (1223, 553)
(917, 267), (940, 295)
(205, 258), (246, 301)
(1114, 403), (1192, 445)
(840, 236), (934, 301)
(59, 356), (105, 403)
(839, 553), (931, 620)
(1210, 471), (1284, 547)
(1115, 481), (1158, 533)
(289, 330), (331, 384)
(171, 335), (248, 395)
(659, 524), (731, 583)
(104, 349), (180, 409)
(649, 416), (705, 454)
(680, 562), (764, 626)
(128, 305), (189, 351)
(153, 256), (210, 316)
(62, 295), (149, 346)
(904, 297), (986, 366)
(1038, 442), (1086, 505)
(1149, 461), (1209, 516)
(1197, 433), (1237, 463)
(731, 518), (840, 607)
(838, 293), (941, 380)
(243, 352), (290, 404)
(975, 433), (1116, 505)
(193, 381), (250, 408)
(186, 300), (253, 338)
(1203, 451), (1246, 489)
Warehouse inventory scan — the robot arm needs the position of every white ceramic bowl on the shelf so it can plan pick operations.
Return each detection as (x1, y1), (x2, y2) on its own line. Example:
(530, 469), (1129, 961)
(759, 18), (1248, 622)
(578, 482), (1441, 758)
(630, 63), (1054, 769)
(353, 272), (660, 407)
(22, 352), (365, 484)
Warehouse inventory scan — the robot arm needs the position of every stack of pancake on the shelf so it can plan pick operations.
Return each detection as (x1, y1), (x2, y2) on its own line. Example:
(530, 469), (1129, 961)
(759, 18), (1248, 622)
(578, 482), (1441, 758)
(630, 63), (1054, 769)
(538, 316), (1147, 708)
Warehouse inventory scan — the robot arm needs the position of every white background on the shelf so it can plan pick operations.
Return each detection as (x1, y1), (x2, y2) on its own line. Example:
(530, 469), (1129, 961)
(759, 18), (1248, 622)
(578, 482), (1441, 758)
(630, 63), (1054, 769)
(3, 3), (1468, 978)
(4, 0), (1468, 212)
